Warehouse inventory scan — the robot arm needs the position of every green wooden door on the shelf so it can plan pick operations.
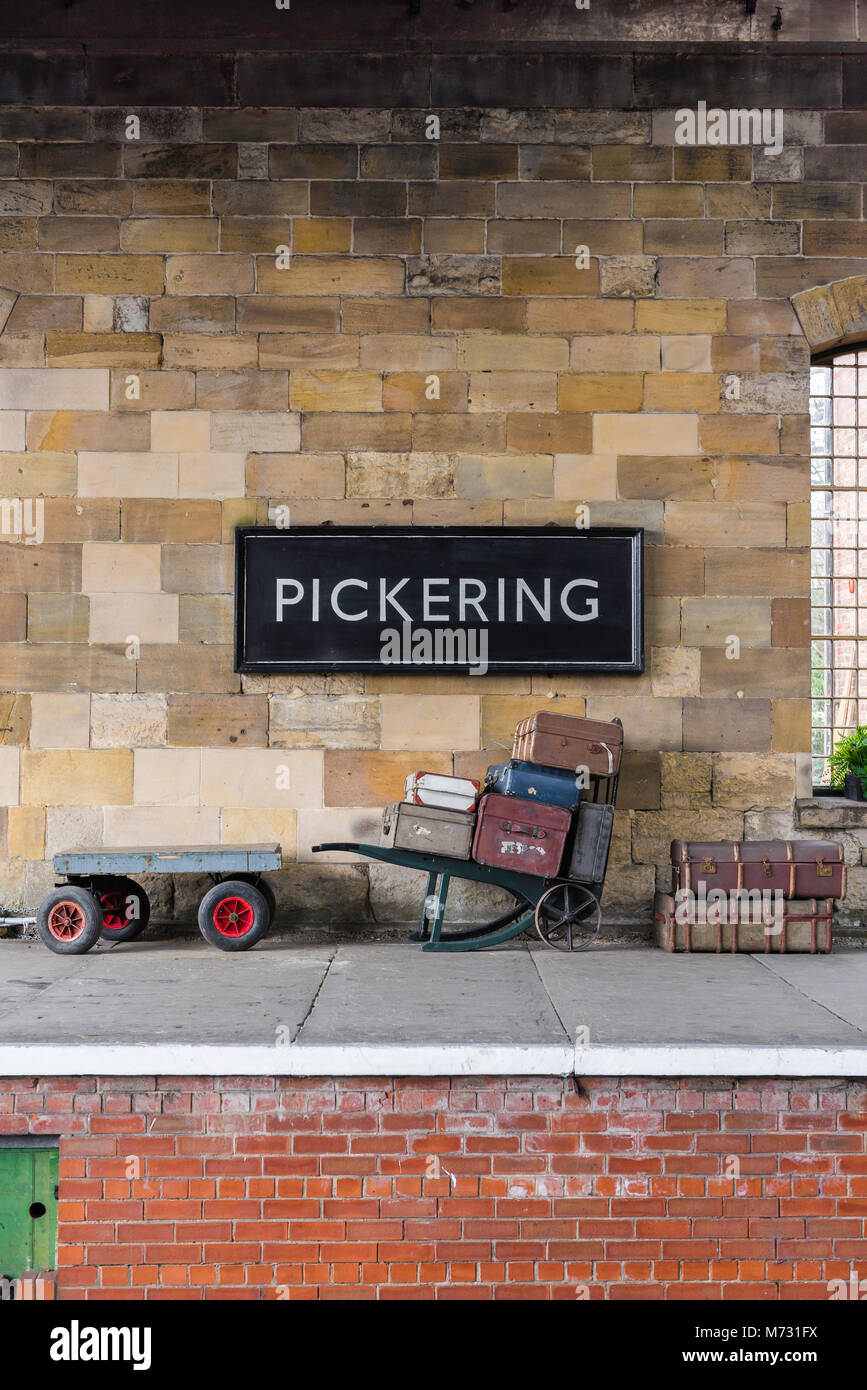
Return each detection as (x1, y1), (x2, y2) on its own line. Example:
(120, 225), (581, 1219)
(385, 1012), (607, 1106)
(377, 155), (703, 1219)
(0, 1148), (59, 1279)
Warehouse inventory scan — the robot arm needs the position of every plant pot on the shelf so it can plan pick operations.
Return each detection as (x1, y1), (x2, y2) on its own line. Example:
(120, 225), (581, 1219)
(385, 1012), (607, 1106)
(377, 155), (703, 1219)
(844, 773), (865, 801)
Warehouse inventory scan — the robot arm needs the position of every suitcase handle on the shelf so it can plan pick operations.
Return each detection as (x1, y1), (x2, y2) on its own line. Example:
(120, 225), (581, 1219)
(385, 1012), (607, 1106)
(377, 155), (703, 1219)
(501, 821), (546, 838)
(588, 741), (615, 775)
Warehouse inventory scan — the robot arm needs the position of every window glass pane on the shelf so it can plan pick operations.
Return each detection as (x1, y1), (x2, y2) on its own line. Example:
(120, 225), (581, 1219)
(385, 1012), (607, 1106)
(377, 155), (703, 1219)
(811, 349), (867, 785)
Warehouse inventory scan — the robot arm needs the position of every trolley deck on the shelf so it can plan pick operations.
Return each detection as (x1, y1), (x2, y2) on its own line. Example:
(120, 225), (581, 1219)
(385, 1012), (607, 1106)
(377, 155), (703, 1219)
(31, 843), (282, 955)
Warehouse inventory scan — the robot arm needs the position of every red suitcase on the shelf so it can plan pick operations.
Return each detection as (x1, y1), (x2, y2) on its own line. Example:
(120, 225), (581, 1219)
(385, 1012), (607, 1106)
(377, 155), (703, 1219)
(472, 793), (570, 879)
(671, 840), (846, 901)
(512, 712), (623, 777)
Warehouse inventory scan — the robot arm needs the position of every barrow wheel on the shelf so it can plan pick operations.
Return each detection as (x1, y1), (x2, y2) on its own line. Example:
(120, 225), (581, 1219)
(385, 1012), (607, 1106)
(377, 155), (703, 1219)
(534, 883), (601, 952)
(198, 879), (270, 952)
(93, 876), (151, 943)
(230, 874), (276, 925)
(37, 886), (102, 955)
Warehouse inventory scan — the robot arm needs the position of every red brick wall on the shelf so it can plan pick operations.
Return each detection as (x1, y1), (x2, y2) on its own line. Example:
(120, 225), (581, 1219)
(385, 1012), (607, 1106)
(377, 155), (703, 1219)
(2, 1075), (865, 1300)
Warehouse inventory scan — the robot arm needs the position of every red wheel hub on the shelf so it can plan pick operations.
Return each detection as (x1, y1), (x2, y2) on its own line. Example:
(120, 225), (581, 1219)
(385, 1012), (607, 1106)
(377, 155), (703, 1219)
(212, 896), (255, 938)
(48, 900), (86, 941)
(98, 890), (129, 931)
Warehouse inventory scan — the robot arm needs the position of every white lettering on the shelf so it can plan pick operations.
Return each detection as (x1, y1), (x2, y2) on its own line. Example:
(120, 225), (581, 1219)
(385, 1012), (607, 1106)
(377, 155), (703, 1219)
(379, 577), (412, 623)
(560, 578), (599, 622)
(331, 578), (368, 621)
(276, 578), (303, 620)
(458, 578), (488, 623)
(422, 577), (450, 621)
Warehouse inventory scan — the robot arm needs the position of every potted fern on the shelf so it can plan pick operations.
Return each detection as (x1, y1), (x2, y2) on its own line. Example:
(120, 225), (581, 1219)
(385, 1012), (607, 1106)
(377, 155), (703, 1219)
(828, 726), (867, 801)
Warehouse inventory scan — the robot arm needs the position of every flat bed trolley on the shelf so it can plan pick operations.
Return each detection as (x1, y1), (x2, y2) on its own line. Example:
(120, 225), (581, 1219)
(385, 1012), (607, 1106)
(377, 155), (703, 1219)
(34, 844), (281, 955)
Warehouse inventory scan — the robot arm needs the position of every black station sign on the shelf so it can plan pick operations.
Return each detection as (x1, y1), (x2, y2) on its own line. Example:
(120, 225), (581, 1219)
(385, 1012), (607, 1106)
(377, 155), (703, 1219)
(234, 526), (644, 675)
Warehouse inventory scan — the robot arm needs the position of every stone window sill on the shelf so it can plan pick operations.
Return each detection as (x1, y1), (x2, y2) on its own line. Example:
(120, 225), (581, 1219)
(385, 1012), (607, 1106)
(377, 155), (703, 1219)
(796, 797), (867, 829)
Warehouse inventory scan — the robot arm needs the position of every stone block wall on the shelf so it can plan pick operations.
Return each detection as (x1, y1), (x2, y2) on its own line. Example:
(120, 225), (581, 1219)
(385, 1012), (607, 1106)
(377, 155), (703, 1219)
(0, 83), (863, 926)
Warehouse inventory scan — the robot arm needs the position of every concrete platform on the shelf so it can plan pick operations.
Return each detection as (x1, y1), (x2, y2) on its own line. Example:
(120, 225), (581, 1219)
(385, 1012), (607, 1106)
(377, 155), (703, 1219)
(1, 937), (866, 1077)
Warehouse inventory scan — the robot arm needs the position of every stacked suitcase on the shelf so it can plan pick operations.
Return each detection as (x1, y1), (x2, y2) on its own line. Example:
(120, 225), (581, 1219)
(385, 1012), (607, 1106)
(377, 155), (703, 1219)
(380, 712), (623, 886)
(655, 839), (846, 953)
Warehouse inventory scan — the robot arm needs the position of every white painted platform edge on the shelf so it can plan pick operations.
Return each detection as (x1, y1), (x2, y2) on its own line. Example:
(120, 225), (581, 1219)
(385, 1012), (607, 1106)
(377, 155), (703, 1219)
(1, 1042), (867, 1077)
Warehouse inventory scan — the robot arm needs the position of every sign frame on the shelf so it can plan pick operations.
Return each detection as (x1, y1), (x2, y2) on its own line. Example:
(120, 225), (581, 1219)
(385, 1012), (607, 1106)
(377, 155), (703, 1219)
(234, 525), (644, 675)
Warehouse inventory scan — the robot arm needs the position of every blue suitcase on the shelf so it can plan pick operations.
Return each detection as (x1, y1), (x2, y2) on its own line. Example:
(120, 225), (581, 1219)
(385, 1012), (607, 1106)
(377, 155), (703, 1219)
(483, 759), (581, 811)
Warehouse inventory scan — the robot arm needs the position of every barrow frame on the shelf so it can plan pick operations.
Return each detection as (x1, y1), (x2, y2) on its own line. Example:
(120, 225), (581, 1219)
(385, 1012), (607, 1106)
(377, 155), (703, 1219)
(313, 718), (622, 953)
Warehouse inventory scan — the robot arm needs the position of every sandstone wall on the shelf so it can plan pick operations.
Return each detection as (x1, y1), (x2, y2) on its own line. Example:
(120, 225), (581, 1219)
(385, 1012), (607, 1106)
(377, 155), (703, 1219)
(0, 83), (860, 925)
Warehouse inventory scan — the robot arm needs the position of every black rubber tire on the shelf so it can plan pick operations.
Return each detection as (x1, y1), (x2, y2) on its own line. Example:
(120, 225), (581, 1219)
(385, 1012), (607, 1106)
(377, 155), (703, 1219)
(231, 874), (276, 924)
(37, 886), (102, 955)
(197, 879), (270, 952)
(93, 876), (151, 943)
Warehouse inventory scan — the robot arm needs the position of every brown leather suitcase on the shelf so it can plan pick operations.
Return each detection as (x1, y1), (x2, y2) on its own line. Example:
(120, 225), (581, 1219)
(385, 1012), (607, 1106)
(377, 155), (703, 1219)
(654, 891), (833, 954)
(512, 713), (623, 777)
(670, 840), (846, 901)
(472, 793), (570, 879)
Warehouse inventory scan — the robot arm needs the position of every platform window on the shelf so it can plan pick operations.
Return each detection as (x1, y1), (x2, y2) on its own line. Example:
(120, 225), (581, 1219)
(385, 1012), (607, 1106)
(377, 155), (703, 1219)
(810, 351), (867, 787)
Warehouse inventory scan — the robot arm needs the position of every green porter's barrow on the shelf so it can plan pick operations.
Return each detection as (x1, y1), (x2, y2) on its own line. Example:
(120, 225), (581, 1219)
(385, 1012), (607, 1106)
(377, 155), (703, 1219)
(312, 718), (623, 953)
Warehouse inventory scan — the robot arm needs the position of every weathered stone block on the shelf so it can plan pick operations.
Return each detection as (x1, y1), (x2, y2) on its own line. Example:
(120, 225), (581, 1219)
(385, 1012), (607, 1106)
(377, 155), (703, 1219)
(211, 411), (300, 452)
(89, 592), (179, 645)
(705, 548), (808, 597)
(502, 257), (597, 297)
(77, 452), (177, 499)
(26, 594), (89, 644)
(270, 694), (381, 750)
(712, 753), (798, 811)
(135, 645), (239, 695)
(30, 693), (90, 750)
(290, 370), (382, 412)
(180, 593), (231, 649)
(167, 694), (267, 748)
(56, 255), (164, 296)
(7, 805), (45, 860)
(0, 746), (20, 805)
(133, 747), (201, 806)
(220, 807), (297, 859)
(346, 452), (453, 499)
(599, 255), (658, 298)
(631, 808), (744, 866)
(660, 751), (713, 807)
(455, 454), (553, 499)
(651, 647), (700, 698)
(593, 413), (700, 456)
(771, 699), (811, 754)
(22, 750), (132, 807)
(559, 373), (643, 412)
(469, 373), (557, 414)
(178, 453), (246, 500)
(324, 750), (452, 806)
(683, 699), (771, 753)
(103, 805), (219, 847)
(90, 694), (167, 749)
(0, 593), (26, 641)
(201, 749), (323, 809)
(405, 255), (500, 297)
(122, 499), (220, 545)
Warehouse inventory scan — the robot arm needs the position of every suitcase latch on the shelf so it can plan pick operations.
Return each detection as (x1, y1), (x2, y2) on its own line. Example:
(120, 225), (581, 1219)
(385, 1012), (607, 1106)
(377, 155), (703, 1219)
(816, 858), (833, 877)
(701, 857), (717, 874)
(761, 855), (772, 876)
